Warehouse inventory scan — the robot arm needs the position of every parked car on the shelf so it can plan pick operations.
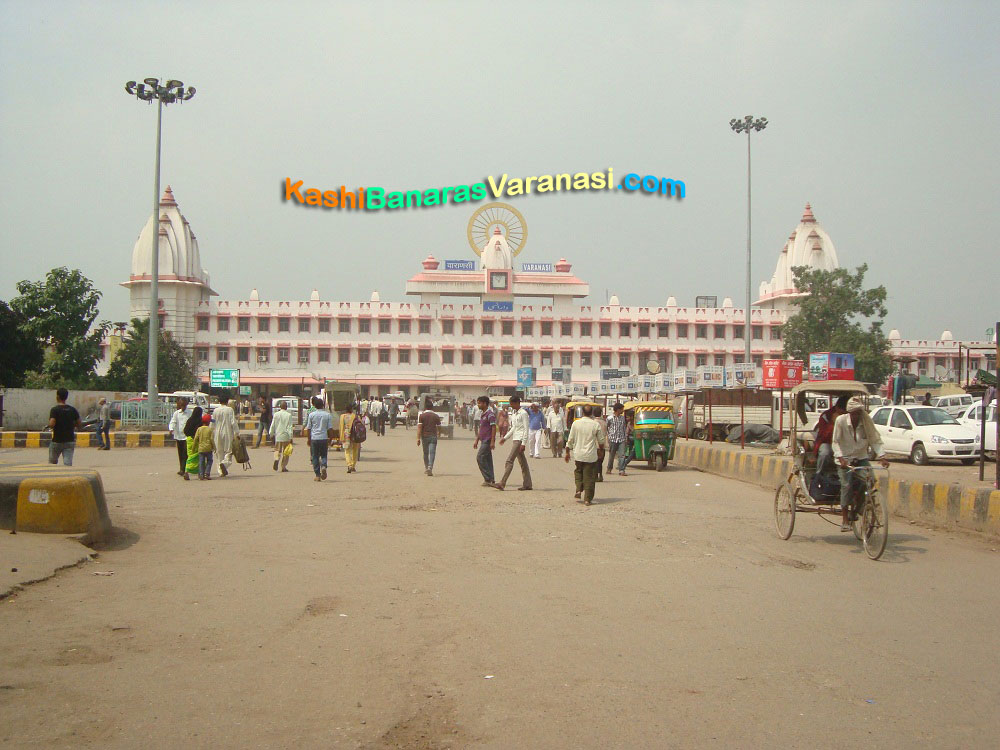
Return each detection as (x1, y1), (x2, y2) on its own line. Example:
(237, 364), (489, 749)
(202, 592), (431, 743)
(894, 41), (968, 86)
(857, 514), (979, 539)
(930, 393), (975, 417)
(870, 405), (981, 465)
(957, 402), (997, 457)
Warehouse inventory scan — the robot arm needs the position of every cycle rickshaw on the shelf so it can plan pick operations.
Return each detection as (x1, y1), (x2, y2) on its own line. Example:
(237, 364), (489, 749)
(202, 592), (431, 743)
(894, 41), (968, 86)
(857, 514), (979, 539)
(774, 380), (889, 560)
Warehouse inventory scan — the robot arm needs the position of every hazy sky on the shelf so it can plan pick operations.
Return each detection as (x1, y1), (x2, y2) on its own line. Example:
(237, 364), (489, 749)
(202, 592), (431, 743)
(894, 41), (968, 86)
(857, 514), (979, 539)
(2, 1), (997, 341)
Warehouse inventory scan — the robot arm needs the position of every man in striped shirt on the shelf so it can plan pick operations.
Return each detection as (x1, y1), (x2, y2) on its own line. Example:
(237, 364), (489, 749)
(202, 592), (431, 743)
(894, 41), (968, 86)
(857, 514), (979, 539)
(605, 402), (628, 476)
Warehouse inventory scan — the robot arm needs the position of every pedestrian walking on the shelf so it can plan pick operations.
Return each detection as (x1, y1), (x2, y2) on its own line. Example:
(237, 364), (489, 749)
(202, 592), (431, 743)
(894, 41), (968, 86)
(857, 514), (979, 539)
(255, 396), (272, 448)
(339, 403), (362, 473)
(547, 401), (566, 458)
(304, 396), (333, 481)
(417, 398), (441, 475)
(471, 401), (482, 435)
(605, 403), (627, 476)
(47, 388), (82, 466)
(592, 405), (608, 482)
(194, 413), (216, 480)
(183, 407), (203, 478)
(495, 395), (532, 491)
(495, 401), (510, 441)
(473, 396), (497, 485)
(527, 402), (545, 458)
(96, 398), (112, 450)
(168, 397), (192, 480)
(565, 403), (606, 506)
(388, 398), (400, 429)
(406, 399), (418, 430)
(269, 400), (295, 472)
(212, 395), (238, 477)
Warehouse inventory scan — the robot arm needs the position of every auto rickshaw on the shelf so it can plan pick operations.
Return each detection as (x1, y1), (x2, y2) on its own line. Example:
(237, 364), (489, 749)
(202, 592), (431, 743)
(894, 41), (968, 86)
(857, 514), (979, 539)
(622, 400), (676, 471)
(563, 400), (599, 444)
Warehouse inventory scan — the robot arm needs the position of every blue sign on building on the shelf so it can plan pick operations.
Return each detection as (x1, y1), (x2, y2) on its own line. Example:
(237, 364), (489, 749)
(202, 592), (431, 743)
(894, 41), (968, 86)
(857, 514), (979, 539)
(444, 260), (476, 271)
(517, 367), (536, 387)
(483, 300), (514, 312)
(521, 262), (553, 273)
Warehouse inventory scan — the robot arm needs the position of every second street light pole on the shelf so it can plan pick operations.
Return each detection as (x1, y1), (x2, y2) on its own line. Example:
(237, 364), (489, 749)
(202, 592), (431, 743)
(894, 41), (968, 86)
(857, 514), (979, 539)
(730, 114), (767, 367)
(124, 78), (196, 421)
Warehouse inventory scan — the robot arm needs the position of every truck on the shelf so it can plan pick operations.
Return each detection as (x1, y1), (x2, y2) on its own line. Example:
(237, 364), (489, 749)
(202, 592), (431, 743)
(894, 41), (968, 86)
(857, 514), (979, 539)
(671, 390), (833, 441)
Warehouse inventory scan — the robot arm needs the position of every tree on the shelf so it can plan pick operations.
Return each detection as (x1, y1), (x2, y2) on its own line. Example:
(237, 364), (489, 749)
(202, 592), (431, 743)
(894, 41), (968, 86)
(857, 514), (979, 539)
(103, 317), (196, 392)
(0, 300), (45, 387)
(11, 267), (109, 383)
(782, 263), (892, 385)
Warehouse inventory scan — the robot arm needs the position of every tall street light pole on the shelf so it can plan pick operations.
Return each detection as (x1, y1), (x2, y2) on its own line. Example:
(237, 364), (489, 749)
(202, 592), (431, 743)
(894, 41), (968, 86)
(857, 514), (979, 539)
(730, 114), (767, 367)
(124, 78), (195, 419)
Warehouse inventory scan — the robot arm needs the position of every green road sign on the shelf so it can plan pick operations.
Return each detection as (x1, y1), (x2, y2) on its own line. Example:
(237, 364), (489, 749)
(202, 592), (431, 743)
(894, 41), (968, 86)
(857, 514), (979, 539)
(209, 368), (240, 388)
(239, 385), (252, 396)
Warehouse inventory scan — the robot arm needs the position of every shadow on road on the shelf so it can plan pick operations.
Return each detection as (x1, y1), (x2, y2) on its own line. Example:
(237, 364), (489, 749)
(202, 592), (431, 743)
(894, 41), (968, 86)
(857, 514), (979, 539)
(84, 526), (140, 552)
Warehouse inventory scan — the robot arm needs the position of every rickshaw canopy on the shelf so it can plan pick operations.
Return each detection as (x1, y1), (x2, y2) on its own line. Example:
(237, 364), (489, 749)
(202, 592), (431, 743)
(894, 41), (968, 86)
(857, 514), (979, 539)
(788, 380), (870, 452)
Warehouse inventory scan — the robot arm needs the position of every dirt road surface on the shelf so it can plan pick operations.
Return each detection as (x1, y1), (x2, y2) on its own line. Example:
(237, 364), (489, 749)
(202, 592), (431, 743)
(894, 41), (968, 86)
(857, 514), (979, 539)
(3, 430), (1000, 749)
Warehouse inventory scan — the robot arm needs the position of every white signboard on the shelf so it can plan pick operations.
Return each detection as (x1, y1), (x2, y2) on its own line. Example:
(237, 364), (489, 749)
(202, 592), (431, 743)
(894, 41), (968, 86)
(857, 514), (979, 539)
(730, 363), (759, 388)
(639, 375), (655, 393)
(625, 377), (639, 391)
(673, 369), (698, 392)
(697, 365), (725, 389)
(572, 383), (586, 396)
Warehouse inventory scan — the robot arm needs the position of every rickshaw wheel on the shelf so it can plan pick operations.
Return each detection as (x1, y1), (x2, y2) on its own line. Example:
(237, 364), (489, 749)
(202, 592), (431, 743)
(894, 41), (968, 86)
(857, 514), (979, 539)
(861, 490), (889, 560)
(774, 484), (795, 540)
(655, 453), (667, 472)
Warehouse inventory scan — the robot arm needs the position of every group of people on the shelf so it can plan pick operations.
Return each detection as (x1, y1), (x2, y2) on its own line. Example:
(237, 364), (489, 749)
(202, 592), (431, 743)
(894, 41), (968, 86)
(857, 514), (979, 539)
(168, 394), (240, 480)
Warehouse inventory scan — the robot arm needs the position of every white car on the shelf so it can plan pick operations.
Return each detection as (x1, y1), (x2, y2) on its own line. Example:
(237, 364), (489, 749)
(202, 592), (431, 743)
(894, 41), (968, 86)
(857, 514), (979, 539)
(930, 393), (975, 417)
(870, 405), (981, 465)
(957, 402), (997, 457)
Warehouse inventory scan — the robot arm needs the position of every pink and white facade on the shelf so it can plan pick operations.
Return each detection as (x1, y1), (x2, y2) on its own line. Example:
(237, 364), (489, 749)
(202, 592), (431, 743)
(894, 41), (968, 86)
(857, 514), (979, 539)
(106, 192), (994, 399)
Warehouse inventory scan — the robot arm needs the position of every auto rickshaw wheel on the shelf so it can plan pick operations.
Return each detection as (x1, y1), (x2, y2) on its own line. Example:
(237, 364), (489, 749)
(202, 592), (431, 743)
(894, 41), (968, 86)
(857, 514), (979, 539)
(655, 453), (667, 472)
(774, 484), (795, 540)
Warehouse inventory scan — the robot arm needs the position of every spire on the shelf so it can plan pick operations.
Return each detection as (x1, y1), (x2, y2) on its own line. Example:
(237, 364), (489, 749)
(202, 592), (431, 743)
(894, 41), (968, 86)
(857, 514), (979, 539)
(161, 185), (177, 206)
(801, 202), (815, 223)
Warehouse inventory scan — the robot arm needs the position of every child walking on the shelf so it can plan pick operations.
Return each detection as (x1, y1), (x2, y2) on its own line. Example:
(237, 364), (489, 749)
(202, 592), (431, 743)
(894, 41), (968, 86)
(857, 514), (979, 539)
(194, 413), (216, 480)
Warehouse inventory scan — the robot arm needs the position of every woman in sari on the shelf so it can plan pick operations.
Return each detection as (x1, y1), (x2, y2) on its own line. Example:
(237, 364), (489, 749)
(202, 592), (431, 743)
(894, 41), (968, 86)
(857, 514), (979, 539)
(183, 407), (203, 477)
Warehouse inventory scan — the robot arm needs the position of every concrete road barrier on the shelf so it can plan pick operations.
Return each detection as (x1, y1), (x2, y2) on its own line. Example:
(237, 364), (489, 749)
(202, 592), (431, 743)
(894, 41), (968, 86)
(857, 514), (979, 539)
(0, 431), (262, 449)
(674, 442), (1000, 537)
(0, 463), (111, 538)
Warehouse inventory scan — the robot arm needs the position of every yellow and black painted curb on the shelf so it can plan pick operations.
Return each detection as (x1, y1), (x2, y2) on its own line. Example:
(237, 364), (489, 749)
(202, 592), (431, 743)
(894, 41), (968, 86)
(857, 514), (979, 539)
(0, 431), (257, 449)
(0, 463), (111, 537)
(673, 443), (1000, 536)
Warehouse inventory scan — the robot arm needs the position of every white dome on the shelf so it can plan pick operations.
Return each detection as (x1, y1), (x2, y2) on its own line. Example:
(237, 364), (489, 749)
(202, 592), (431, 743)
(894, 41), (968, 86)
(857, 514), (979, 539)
(310, 289), (320, 302)
(370, 290), (380, 302)
(889, 329), (901, 340)
(722, 297), (733, 307)
(757, 203), (840, 305)
(666, 296), (677, 307)
(250, 288), (259, 301)
(941, 330), (953, 341)
(129, 187), (210, 287)
(608, 294), (620, 306)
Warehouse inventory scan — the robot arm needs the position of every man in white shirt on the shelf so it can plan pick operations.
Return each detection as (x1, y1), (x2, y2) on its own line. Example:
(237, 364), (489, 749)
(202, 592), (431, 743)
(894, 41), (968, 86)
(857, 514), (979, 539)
(546, 401), (566, 457)
(167, 397), (192, 479)
(832, 396), (889, 531)
(495, 395), (532, 491)
(565, 403), (607, 506)
(269, 400), (295, 473)
(212, 395), (239, 477)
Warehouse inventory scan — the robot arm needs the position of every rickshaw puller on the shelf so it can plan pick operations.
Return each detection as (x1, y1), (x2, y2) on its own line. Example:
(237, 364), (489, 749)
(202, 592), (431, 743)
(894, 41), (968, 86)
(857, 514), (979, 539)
(832, 397), (889, 532)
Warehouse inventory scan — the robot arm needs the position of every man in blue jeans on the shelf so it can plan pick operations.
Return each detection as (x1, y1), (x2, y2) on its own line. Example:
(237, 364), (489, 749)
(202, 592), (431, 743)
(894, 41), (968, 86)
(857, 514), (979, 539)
(303, 396), (333, 481)
(605, 402), (627, 476)
(417, 399), (441, 476)
(48, 388), (82, 466)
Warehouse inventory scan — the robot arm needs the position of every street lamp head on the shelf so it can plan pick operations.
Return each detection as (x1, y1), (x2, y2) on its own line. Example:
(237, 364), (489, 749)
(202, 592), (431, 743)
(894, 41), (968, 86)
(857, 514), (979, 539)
(166, 79), (184, 89)
(144, 77), (159, 87)
(125, 77), (196, 106)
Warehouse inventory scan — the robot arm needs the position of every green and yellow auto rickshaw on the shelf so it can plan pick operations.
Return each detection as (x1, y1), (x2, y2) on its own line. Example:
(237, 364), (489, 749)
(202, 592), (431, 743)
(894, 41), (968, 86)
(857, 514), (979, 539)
(623, 400), (676, 471)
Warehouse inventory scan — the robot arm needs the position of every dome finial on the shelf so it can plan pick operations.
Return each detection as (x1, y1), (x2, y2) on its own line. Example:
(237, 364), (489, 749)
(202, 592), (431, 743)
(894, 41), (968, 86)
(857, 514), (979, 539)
(161, 186), (177, 206)
(801, 202), (815, 223)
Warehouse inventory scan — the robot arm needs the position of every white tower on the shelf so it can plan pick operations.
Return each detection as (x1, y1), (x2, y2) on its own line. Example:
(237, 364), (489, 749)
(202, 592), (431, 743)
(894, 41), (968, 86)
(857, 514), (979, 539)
(755, 203), (840, 313)
(121, 186), (216, 350)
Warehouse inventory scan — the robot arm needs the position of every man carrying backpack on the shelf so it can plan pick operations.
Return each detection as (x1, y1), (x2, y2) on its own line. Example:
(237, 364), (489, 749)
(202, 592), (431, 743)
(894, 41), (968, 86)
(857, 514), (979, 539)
(340, 403), (365, 474)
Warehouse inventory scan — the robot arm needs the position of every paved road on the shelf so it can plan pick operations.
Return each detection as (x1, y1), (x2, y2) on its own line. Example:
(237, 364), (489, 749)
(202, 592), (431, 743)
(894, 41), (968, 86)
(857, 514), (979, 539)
(2, 432), (999, 749)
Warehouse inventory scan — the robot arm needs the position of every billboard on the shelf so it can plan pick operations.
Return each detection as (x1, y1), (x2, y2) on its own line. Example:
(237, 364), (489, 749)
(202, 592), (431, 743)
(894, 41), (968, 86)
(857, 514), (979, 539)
(673, 369), (698, 392)
(696, 365), (725, 389)
(516, 367), (536, 387)
(762, 359), (804, 389)
(809, 352), (855, 381)
(730, 362), (759, 388)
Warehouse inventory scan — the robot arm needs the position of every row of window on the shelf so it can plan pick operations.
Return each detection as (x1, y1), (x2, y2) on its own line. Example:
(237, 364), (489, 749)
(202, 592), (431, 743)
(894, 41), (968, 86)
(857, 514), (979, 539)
(196, 347), (764, 369)
(197, 316), (780, 340)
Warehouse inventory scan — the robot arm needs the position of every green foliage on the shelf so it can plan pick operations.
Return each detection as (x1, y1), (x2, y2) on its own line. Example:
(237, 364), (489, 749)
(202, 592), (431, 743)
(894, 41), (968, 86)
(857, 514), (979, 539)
(104, 317), (195, 392)
(0, 300), (45, 387)
(11, 267), (109, 383)
(782, 263), (892, 385)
